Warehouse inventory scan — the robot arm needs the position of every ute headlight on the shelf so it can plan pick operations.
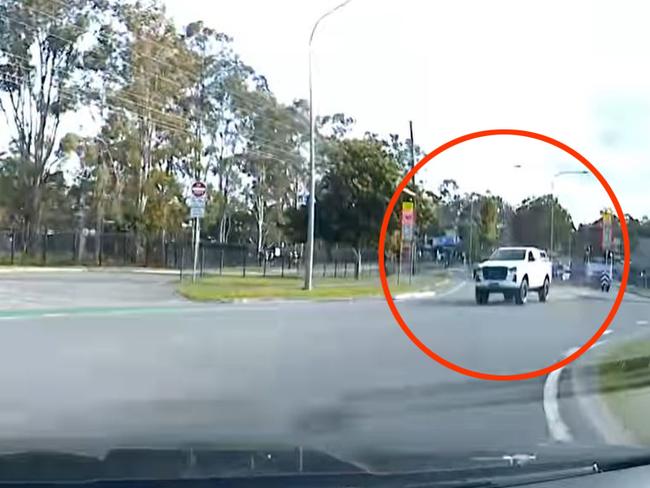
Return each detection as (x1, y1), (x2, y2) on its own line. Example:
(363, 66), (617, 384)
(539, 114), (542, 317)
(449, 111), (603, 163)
(508, 267), (517, 282)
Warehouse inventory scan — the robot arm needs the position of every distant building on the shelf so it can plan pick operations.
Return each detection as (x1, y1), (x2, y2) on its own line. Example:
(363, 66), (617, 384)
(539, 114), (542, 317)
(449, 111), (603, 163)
(575, 215), (623, 259)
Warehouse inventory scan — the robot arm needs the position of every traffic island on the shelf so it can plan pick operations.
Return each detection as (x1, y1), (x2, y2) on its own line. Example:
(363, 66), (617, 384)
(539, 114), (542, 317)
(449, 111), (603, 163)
(598, 339), (650, 445)
(177, 273), (451, 302)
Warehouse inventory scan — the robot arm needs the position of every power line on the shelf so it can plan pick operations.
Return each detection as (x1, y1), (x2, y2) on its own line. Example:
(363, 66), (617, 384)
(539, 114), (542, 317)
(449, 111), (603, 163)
(2, 6), (317, 140)
(0, 44), (312, 155)
(0, 72), (301, 166)
(0, 51), (306, 159)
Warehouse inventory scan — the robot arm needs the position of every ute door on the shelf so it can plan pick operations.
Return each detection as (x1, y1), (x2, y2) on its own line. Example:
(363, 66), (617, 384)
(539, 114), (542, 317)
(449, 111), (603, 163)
(527, 249), (542, 288)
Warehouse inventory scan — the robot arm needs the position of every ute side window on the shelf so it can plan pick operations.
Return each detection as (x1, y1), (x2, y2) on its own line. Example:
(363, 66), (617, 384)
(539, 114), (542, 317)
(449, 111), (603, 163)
(528, 251), (535, 262)
(540, 251), (547, 259)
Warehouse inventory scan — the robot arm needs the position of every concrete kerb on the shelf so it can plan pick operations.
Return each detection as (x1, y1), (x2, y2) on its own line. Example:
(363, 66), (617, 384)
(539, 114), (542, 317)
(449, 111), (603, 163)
(565, 351), (642, 447)
(0, 266), (180, 276)
(0, 266), (88, 274)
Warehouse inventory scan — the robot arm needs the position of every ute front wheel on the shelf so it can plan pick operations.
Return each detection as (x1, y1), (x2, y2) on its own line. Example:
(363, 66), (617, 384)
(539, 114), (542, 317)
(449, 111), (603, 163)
(475, 289), (489, 305)
(515, 278), (528, 305)
(538, 277), (550, 302)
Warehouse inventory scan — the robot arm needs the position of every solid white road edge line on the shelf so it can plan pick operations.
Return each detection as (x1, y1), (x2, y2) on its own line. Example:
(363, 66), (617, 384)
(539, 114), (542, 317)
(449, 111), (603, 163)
(393, 280), (467, 301)
(543, 346), (579, 443)
(431, 280), (466, 299)
(393, 291), (437, 301)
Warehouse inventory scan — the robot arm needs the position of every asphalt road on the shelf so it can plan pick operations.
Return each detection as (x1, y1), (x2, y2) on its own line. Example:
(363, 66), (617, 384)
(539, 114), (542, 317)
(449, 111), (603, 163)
(0, 272), (648, 465)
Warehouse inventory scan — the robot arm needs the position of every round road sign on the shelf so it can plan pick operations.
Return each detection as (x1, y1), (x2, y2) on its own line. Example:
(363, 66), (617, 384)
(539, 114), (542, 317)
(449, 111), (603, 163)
(191, 181), (207, 197)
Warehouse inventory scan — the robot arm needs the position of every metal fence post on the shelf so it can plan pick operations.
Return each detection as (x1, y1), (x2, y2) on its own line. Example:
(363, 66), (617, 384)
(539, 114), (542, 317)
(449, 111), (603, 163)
(200, 244), (205, 277)
(242, 247), (247, 278)
(344, 261), (348, 278)
(334, 259), (338, 278)
(98, 234), (103, 267)
(179, 245), (184, 281)
(263, 252), (267, 277)
(219, 249), (224, 276)
(72, 232), (77, 263)
(322, 261), (326, 277)
(281, 253), (285, 278)
(42, 232), (47, 264)
(10, 229), (15, 265)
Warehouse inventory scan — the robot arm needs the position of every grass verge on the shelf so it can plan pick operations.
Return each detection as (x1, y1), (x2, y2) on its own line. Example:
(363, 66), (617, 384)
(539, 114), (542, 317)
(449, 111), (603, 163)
(178, 273), (449, 301)
(599, 339), (650, 444)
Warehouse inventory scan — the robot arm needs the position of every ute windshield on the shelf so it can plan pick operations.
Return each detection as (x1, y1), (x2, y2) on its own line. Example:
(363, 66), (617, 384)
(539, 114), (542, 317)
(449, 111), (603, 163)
(489, 249), (527, 261)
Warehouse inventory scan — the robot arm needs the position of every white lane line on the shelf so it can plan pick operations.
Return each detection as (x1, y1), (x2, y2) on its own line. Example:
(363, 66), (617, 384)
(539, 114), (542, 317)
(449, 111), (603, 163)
(543, 346), (579, 443)
(637, 320), (649, 325)
(433, 280), (467, 299)
(394, 291), (437, 301)
(603, 329), (613, 336)
(593, 340), (608, 349)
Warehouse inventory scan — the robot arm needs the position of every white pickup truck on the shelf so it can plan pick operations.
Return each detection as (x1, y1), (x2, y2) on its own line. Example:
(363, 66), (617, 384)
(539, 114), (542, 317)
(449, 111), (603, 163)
(474, 246), (552, 305)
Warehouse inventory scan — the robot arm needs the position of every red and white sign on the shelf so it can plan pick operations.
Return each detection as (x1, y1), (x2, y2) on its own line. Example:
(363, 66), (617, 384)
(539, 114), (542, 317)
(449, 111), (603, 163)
(401, 201), (415, 241)
(191, 181), (207, 198)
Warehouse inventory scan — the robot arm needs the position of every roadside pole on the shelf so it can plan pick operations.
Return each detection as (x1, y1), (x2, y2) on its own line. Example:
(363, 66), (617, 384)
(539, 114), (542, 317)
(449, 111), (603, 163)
(401, 199), (415, 286)
(189, 181), (207, 283)
(409, 121), (416, 282)
(192, 216), (201, 282)
(409, 120), (416, 171)
(397, 240), (402, 285)
(601, 210), (613, 292)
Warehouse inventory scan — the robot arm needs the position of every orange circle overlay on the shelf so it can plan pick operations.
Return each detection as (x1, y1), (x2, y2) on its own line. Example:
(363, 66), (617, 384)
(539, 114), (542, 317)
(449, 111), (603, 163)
(377, 129), (630, 381)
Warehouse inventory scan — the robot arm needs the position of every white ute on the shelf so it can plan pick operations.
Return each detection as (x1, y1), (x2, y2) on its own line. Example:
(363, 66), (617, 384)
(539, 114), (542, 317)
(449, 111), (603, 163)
(474, 247), (552, 305)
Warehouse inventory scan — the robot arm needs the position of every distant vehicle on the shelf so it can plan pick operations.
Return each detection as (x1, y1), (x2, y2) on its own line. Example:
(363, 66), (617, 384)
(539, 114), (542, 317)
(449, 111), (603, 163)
(475, 247), (552, 305)
(553, 262), (572, 281)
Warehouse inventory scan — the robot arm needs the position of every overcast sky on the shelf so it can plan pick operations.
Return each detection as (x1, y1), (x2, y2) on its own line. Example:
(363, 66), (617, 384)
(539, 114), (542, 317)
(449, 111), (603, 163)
(2, 0), (648, 225)
(161, 0), (650, 224)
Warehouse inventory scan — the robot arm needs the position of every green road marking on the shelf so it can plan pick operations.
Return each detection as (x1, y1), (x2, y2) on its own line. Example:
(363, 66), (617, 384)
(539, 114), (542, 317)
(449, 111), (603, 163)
(0, 305), (213, 321)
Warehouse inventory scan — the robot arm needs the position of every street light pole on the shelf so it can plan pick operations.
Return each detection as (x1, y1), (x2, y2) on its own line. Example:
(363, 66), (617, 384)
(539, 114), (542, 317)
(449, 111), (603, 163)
(468, 196), (475, 268)
(304, 0), (354, 291)
(550, 178), (555, 255)
(549, 170), (588, 257)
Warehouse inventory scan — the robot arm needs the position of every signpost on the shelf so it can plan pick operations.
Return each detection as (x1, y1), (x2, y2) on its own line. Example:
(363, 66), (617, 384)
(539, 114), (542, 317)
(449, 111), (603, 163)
(190, 181), (207, 282)
(601, 210), (613, 292)
(401, 201), (416, 284)
(601, 210), (613, 251)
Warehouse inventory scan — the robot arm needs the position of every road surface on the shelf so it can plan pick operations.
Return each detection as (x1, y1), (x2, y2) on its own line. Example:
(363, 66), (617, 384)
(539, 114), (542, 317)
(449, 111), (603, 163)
(0, 271), (648, 464)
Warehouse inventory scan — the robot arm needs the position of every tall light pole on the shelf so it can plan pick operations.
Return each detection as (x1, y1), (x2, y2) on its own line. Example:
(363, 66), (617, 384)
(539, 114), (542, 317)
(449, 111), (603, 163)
(514, 165), (588, 257)
(468, 195), (475, 268)
(305, 0), (354, 291)
(550, 170), (588, 257)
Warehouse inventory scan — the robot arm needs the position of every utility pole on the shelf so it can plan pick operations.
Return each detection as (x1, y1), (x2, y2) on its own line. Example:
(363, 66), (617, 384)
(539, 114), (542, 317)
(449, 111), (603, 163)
(409, 120), (416, 171)
(468, 196), (475, 268)
(409, 121), (417, 279)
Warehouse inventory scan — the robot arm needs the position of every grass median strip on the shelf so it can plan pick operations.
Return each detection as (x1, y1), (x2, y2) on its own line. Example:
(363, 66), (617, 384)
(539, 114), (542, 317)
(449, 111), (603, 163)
(178, 274), (449, 301)
(599, 339), (650, 444)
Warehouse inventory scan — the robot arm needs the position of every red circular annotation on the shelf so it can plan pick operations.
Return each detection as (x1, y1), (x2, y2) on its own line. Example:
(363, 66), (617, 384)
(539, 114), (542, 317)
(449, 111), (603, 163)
(377, 129), (630, 381)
